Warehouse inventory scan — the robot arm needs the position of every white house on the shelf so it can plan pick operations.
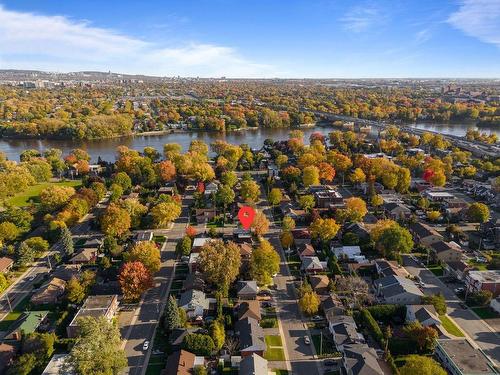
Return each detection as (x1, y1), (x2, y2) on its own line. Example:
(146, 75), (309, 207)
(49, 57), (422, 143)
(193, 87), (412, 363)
(332, 246), (367, 263)
(406, 305), (441, 327)
(178, 289), (210, 321)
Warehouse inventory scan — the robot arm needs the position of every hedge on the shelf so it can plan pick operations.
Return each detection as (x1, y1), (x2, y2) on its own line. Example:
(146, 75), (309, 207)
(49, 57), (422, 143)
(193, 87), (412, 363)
(367, 304), (406, 324)
(360, 309), (385, 347)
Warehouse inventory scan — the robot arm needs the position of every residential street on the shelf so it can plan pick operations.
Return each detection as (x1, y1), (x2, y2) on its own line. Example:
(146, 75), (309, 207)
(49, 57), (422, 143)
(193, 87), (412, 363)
(403, 255), (500, 366)
(119, 195), (190, 375)
(258, 182), (323, 375)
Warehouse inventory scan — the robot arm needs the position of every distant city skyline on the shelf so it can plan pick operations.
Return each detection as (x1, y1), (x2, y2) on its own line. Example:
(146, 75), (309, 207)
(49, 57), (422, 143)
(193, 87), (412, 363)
(0, 0), (499, 78)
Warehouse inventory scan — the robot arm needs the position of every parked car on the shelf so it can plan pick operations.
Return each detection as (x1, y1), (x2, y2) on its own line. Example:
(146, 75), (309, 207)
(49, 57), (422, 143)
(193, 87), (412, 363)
(304, 336), (311, 345)
(142, 341), (149, 351)
(258, 290), (272, 297)
(323, 359), (336, 367)
(454, 287), (464, 294)
(311, 315), (323, 321)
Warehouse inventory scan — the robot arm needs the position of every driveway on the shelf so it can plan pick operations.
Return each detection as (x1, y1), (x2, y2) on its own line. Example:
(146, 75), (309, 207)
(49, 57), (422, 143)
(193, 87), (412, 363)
(403, 255), (500, 366)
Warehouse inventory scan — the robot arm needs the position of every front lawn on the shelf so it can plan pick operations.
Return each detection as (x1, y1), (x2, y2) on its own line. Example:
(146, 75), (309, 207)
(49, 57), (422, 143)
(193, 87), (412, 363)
(265, 347), (286, 361)
(145, 355), (165, 375)
(427, 264), (444, 277)
(0, 295), (32, 331)
(261, 317), (278, 328)
(440, 315), (464, 337)
(265, 335), (283, 347)
(312, 334), (340, 357)
(472, 307), (500, 320)
(8, 180), (82, 207)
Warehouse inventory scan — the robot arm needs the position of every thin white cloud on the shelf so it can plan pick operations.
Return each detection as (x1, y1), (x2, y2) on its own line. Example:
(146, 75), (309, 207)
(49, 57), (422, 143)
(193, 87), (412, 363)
(341, 4), (383, 33)
(447, 0), (500, 47)
(0, 5), (278, 77)
(415, 29), (431, 44)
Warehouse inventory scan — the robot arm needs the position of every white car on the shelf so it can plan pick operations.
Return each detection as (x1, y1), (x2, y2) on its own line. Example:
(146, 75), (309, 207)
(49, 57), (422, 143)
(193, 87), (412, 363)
(304, 336), (311, 345)
(142, 341), (150, 351)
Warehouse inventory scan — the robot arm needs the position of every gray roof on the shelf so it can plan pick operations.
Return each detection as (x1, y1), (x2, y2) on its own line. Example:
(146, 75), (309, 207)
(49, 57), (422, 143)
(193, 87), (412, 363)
(235, 317), (266, 353)
(437, 339), (497, 375)
(239, 354), (268, 375)
(330, 316), (360, 346)
(179, 289), (209, 310)
(301, 256), (323, 270)
(409, 222), (442, 239)
(237, 281), (258, 295)
(343, 344), (384, 375)
(374, 275), (413, 289)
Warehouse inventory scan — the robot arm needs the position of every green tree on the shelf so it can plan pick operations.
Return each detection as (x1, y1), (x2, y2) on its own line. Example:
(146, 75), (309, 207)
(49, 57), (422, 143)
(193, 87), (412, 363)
(268, 188), (283, 206)
(91, 182), (107, 200)
(68, 316), (127, 375)
(421, 293), (447, 315)
(16, 242), (36, 268)
(182, 334), (215, 356)
(467, 202), (490, 223)
(282, 216), (296, 231)
(0, 273), (8, 294)
(209, 320), (225, 351)
(399, 355), (446, 375)
(250, 239), (280, 285)
(0, 222), (20, 244)
(402, 321), (438, 352)
(60, 226), (74, 256)
(113, 172), (132, 192)
(216, 185), (235, 222)
(66, 277), (86, 304)
(176, 236), (192, 256)
(220, 171), (238, 187)
(151, 202), (182, 228)
(109, 183), (124, 202)
(298, 194), (315, 212)
(376, 224), (414, 259)
(164, 295), (181, 332)
(6, 353), (37, 375)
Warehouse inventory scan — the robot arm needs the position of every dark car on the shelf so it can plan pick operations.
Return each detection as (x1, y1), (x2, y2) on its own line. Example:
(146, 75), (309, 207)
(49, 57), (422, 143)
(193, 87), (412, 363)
(324, 359), (336, 367)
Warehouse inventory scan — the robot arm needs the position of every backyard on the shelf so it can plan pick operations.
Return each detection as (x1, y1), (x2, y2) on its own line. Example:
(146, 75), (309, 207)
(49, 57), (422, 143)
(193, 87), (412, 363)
(8, 179), (82, 207)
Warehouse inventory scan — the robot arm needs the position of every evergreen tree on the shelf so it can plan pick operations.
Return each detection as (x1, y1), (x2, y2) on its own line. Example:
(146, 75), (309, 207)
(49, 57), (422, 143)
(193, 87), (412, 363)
(164, 295), (181, 331)
(61, 226), (74, 256)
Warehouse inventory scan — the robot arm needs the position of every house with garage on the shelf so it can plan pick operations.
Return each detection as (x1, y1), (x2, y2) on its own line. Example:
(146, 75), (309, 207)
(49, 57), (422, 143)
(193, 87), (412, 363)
(235, 317), (266, 358)
(239, 353), (268, 375)
(409, 222), (444, 247)
(178, 289), (210, 321)
(430, 241), (464, 263)
(237, 281), (259, 300)
(406, 305), (441, 327)
(301, 256), (326, 274)
(374, 275), (423, 305)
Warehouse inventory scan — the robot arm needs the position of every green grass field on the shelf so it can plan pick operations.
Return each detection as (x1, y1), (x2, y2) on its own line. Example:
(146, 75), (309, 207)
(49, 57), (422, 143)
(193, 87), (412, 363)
(440, 315), (464, 337)
(427, 264), (444, 277)
(265, 347), (286, 361)
(0, 295), (31, 331)
(8, 180), (82, 207)
(265, 335), (283, 347)
(472, 307), (499, 320)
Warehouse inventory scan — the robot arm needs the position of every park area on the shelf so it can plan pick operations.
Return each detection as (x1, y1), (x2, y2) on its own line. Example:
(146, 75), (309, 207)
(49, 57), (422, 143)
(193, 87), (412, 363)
(7, 180), (82, 207)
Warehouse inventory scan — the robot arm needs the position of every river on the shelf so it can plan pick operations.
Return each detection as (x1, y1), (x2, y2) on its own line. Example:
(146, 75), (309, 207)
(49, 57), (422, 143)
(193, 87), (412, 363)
(0, 122), (497, 162)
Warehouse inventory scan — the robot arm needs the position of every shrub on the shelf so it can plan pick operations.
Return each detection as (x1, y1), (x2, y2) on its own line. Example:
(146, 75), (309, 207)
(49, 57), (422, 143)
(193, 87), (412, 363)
(182, 334), (215, 356)
(367, 305), (406, 324)
(360, 309), (385, 347)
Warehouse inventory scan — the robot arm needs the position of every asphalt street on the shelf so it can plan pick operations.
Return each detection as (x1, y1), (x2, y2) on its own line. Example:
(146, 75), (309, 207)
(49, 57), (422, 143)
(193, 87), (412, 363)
(403, 255), (500, 366)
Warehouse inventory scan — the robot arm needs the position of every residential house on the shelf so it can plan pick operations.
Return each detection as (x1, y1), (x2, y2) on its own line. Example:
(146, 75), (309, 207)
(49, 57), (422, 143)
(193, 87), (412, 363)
(52, 264), (81, 282)
(435, 339), (497, 375)
(162, 350), (204, 375)
(465, 270), (500, 297)
(188, 253), (200, 273)
(374, 259), (409, 278)
(4, 311), (49, 341)
(82, 238), (103, 249)
(298, 243), (316, 260)
(313, 188), (344, 209)
(158, 184), (175, 196)
(179, 289), (210, 321)
(341, 344), (384, 375)
(195, 207), (217, 224)
(237, 281), (259, 300)
(329, 315), (364, 351)
(204, 182), (219, 197)
(0, 343), (16, 374)
(444, 261), (472, 281)
(30, 277), (66, 305)
(383, 202), (412, 220)
(310, 275), (330, 295)
(237, 300), (262, 322)
(423, 190), (456, 202)
(411, 178), (432, 192)
(233, 228), (253, 244)
(239, 353), (268, 375)
(344, 223), (370, 242)
(67, 295), (119, 338)
(291, 229), (311, 248)
(333, 246), (367, 264)
(235, 317), (266, 358)
(191, 237), (210, 253)
(374, 275), (424, 304)
(409, 222), (443, 247)
(406, 305), (441, 327)
(0, 257), (14, 274)
(182, 272), (205, 292)
(69, 248), (98, 264)
(430, 241), (463, 263)
(301, 256), (325, 274)
(279, 202), (306, 222)
(322, 294), (346, 320)
(239, 243), (253, 263)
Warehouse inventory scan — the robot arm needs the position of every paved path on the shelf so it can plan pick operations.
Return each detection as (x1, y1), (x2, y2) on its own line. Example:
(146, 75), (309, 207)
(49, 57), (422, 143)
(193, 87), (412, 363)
(403, 255), (500, 366)
(119, 195), (190, 375)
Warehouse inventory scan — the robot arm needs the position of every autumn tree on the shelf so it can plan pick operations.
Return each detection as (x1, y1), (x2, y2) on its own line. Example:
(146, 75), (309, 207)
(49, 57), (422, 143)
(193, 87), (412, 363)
(427, 210), (442, 222)
(282, 216), (296, 231)
(151, 201), (181, 228)
(40, 185), (76, 212)
(66, 277), (86, 304)
(298, 195), (315, 212)
(343, 197), (368, 222)
(101, 204), (131, 237)
(209, 320), (225, 352)
(0, 222), (20, 244)
(349, 168), (366, 184)
(280, 230), (294, 250)
(403, 322), (438, 352)
(157, 160), (176, 182)
(197, 239), (241, 295)
(118, 261), (154, 302)
(302, 165), (320, 187)
(250, 239), (280, 285)
(220, 171), (238, 187)
(298, 285), (320, 316)
(112, 172), (132, 192)
(251, 211), (270, 237)
(126, 241), (161, 274)
(240, 179), (261, 203)
(309, 218), (340, 243)
(318, 162), (335, 182)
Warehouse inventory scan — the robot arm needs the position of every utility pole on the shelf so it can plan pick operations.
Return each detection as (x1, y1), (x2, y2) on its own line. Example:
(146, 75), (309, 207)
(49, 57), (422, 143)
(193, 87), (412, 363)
(6, 293), (12, 313)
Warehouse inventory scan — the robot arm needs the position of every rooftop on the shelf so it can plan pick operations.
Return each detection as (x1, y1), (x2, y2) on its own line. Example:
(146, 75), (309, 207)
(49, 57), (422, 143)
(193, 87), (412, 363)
(468, 270), (500, 283)
(437, 339), (497, 374)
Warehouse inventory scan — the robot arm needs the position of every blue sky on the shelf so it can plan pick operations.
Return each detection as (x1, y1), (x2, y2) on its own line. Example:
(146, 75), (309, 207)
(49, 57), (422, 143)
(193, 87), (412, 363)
(0, 0), (499, 77)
